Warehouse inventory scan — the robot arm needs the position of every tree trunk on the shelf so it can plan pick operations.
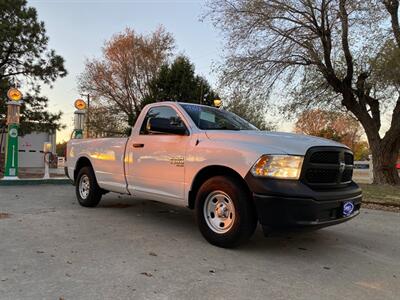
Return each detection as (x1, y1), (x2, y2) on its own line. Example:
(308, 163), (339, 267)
(369, 140), (400, 185)
(342, 90), (400, 185)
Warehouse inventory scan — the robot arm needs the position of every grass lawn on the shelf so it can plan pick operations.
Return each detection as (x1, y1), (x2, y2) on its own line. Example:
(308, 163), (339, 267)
(360, 184), (400, 207)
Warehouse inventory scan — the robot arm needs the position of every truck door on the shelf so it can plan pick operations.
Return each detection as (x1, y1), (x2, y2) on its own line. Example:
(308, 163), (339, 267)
(126, 105), (190, 206)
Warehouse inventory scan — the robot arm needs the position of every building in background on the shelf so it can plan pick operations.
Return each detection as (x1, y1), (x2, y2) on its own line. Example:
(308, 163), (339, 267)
(0, 130), (56, 169)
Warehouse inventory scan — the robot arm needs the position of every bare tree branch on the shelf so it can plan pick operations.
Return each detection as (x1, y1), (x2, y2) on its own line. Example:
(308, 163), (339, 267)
(208, 0), (400, 184)
(383, 0), (400, 46)
(79, 27), (174, 125)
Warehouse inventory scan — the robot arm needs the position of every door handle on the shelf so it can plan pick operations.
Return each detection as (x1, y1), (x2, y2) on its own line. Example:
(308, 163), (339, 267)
(132, 143), (144, 148)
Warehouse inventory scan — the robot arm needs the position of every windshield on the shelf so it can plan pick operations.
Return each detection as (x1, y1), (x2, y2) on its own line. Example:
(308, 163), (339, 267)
(180, 103), (259, 131)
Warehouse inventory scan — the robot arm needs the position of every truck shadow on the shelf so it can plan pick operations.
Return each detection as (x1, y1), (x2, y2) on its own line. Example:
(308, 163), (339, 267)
(97, 194), (364, 260)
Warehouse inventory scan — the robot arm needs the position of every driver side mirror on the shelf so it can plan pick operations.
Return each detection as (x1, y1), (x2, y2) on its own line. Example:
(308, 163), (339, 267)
(147, 117), (187, 135)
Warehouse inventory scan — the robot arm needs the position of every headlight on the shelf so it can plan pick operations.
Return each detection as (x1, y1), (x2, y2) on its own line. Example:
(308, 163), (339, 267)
(251, 155), (304, 180)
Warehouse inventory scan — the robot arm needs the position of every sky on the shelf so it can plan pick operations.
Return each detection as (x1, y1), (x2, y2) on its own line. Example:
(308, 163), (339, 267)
(28, 0), (229, 142)
(28, 0), (294, 142)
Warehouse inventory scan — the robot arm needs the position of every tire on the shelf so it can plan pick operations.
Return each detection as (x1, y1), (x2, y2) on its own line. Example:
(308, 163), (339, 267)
(75, 166), (102, 207)
(195, 176), (257, 248)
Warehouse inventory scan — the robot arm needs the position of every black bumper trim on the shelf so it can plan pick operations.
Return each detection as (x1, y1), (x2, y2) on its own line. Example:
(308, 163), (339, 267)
(294, 210), (360, 226)
(245, 172), (362, 202)
(253, 192), (362, 228)
(245, 171), (363, 229)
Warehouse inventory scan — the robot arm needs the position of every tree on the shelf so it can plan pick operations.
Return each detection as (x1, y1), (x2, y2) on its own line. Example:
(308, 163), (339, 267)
(0, 0), (67, 133)
(143, 55), (219, 106)
(208, 0), (400, 185)
(224, 89), (275, 130)
(294, 109), (362, 149)
(79, 27), (174, 127)
(353, 141), (370, 161)
(86, 104), (129, 137)
(56, 141), (66, 157)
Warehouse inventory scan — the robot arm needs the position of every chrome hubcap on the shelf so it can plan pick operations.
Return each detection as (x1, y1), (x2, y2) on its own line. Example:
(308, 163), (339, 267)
(79, 175), (90, 199)
(204, 191), (236, 234)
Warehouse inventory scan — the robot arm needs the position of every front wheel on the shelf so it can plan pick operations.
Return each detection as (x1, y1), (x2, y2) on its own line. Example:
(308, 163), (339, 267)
(75, 166), (102, 207)
(195, 176), (257, 248)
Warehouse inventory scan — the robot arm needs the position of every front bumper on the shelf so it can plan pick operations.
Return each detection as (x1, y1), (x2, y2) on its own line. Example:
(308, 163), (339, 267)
(245, 174), (362, 229)
(253, 193), (361, 228)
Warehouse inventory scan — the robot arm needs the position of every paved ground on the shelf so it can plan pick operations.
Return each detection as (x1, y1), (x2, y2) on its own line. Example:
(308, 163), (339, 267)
(0, 185), (399, 300)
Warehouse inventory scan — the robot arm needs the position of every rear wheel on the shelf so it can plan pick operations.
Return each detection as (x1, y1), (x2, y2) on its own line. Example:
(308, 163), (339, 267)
(195, 176), (257, 248)
(75, 166), (102, 207)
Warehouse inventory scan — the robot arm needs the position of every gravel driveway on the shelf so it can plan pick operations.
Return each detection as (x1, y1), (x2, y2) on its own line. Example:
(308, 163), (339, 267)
(0, 185), (399, 300)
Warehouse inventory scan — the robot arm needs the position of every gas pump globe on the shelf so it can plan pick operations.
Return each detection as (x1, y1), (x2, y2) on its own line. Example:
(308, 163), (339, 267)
(3, 88), (23, 179)
(213, 99), (222, 108)
(73, 99), (87, 139)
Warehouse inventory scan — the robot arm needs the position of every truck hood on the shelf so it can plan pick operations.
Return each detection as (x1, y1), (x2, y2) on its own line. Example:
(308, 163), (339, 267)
(204, 130), (347, 156)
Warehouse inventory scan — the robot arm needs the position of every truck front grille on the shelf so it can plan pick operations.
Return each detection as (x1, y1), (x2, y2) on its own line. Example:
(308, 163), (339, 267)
(301, 147), (354, 189)
(305, 168), (338, 183)
(309, 151), (339, 164)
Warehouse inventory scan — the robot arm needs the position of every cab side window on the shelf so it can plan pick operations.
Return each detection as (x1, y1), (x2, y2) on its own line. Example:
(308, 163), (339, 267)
(140, 106), (186, 135)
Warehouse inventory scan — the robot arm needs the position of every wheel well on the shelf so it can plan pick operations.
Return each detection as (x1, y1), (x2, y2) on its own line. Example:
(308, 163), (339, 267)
(74, 157), (93, 184)
(188, 165), (251, 209)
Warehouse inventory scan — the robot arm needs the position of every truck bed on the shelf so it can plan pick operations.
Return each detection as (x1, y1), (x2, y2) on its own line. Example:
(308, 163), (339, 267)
(67, 137), (129, 194)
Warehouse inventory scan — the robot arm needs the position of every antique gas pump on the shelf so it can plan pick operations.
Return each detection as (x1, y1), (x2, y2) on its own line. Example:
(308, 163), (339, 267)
(73, 99), (87, 139)
(3, 88), (23, 180)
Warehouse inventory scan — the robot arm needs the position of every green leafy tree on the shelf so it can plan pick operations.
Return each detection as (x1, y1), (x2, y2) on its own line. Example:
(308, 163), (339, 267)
(143, 56), (219, 106)
(0, 0), (67, 133)
(56, 141), (67, 157)
(86, 104), (129, 137)
(208, 0), (400, 185)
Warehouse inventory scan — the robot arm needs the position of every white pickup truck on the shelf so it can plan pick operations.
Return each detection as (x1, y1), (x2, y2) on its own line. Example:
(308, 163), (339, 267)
(66, 102), (362, 247)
